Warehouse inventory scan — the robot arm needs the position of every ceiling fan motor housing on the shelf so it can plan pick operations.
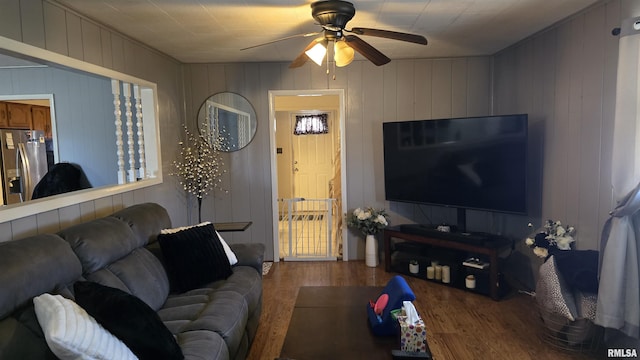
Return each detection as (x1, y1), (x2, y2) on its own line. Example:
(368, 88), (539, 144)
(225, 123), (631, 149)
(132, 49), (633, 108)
(311, 0), (355, 29)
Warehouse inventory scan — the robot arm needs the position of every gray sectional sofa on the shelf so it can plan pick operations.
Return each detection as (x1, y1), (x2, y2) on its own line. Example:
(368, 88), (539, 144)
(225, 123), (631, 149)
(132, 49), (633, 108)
(0, 202), (264, 360)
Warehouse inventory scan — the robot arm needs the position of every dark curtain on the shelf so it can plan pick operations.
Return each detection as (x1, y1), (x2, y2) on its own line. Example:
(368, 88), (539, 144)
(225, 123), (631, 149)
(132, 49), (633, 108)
(293, 114), (328, 135)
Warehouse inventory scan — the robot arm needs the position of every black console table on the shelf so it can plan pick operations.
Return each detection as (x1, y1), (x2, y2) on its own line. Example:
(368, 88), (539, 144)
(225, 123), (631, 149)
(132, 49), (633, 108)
(383, 226), (511, 300)
(214, 221), (252, 232)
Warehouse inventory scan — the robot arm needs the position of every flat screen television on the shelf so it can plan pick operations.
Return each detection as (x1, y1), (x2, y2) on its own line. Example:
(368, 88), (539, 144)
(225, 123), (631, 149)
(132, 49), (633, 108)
(383, 114), (528, 217)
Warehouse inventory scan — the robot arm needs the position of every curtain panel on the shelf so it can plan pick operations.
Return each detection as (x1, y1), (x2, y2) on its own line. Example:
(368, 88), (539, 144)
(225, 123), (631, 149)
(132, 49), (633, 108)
(596, 16), (640, 339)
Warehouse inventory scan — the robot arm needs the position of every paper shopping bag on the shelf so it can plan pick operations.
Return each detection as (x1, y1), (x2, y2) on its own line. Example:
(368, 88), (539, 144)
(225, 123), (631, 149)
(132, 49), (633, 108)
(397, 301), (427, 352)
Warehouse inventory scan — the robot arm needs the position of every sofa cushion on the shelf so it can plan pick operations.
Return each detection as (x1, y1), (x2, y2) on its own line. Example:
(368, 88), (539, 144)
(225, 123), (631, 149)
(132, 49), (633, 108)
(203, 266), (263, 318)
(0, 304), (57, 360)
(82, 248), (170, 311)
(110, 202), (172, 245)
(176, 330), (229, 360)
(33, 293), (137, 360)
(0, 234), (82, 319)
(159, 290), (248, 359)
(229, 243), (266, 274)
(58, 217), (142, 273)
(74, 281), (183, 360)
(158, 223), (232, 292)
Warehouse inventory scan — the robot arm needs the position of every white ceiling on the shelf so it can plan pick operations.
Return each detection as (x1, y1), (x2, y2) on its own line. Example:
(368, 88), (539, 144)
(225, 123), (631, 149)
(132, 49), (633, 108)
(55, 0), (600, 64)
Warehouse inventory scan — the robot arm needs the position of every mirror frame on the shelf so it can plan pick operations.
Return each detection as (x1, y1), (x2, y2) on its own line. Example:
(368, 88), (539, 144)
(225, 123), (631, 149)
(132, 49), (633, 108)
(197, 92), (257, 152)
(0, 36), (162, 223)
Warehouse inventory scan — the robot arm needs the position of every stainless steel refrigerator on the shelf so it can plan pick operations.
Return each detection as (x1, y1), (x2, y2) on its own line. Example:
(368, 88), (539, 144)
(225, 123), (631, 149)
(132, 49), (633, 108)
(0, 129), (48, 204)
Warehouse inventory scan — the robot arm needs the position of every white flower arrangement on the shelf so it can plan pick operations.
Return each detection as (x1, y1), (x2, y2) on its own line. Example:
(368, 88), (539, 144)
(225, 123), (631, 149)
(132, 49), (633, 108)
(525, 220), (576, 258)
(346, 207), (390, 235)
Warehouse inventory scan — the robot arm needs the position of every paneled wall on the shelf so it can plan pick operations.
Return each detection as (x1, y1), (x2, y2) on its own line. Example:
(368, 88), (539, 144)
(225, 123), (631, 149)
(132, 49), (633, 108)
(493, 0), (640, 258)
(0, 0), (186, 242)
(183, 58), (493, 261)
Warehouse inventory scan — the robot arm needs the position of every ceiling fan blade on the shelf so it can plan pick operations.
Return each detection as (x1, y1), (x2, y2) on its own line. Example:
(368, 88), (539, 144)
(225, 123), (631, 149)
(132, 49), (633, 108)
(240, 32), (320, 51)
(350, 27), (427, 45)
(344, 35), (390, 66)
(289, 39), (324, 69)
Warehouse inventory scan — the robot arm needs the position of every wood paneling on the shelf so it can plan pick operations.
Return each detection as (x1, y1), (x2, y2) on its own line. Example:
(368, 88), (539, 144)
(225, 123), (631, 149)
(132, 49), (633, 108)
(492, 0), (627, 255)
(43, 1), (68, 55)
(65, 11), (83, 60)
(432, 60), (453, 119)
(0, 0), (21, 41)
(81, 19), (102, 66)
(21, 0), (45, 48)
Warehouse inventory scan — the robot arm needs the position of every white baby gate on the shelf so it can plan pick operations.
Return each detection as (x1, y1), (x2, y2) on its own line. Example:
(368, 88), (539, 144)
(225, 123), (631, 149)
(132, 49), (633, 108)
(278, 198), (337, 261)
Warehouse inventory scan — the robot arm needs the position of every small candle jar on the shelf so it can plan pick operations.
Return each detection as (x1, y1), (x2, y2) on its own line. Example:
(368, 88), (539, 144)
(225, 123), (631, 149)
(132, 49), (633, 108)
(409, 262), (419, 274)
(465, 275), (476, 289)
(435, 265), (442, 280)
(426, 266), (435, 279)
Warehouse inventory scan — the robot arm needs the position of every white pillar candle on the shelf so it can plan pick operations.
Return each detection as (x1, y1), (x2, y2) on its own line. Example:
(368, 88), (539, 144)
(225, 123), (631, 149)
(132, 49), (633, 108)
(442, 265), (451, 283)
(426, 266), (435, 279)
(435, 265), (442, 280)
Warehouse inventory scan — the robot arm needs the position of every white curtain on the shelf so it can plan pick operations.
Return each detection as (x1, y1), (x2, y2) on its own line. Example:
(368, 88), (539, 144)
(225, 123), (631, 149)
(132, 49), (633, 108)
(596, 16), (640, 339)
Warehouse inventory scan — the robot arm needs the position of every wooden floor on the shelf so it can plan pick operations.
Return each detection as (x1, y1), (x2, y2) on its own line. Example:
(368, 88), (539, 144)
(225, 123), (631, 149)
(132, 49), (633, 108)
(246, 261), (601, 360)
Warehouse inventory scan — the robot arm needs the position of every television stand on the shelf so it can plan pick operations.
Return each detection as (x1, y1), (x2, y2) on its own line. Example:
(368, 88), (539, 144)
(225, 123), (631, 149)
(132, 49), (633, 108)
(383, 225), (511, 300)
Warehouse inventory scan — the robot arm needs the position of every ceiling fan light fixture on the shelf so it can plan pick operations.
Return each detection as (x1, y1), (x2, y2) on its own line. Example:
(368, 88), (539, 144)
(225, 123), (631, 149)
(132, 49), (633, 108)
(305, 42), (327, 66)
(334, 40), (354, 67)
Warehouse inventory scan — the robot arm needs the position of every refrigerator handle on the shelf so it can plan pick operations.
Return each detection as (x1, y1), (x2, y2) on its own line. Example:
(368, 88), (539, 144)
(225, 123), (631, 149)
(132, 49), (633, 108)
(17, 143), (31, 202)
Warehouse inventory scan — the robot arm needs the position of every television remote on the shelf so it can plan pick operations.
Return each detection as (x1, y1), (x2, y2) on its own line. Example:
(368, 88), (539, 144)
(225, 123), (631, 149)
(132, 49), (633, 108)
(391, 349), (432, 359)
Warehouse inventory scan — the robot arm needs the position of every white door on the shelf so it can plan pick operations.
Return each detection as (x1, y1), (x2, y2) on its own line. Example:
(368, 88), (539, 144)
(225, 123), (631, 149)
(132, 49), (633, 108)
(292, 113), (334, 200)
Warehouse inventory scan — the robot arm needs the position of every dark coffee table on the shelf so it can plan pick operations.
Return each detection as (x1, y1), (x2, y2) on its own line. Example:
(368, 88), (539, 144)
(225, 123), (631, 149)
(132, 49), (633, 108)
(279, 286), (431, 360)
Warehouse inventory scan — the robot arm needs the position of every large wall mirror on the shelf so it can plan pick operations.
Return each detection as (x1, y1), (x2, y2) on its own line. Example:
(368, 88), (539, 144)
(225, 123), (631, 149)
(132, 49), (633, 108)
(197, 92), (257, 152)
(0, 36), (162, 223)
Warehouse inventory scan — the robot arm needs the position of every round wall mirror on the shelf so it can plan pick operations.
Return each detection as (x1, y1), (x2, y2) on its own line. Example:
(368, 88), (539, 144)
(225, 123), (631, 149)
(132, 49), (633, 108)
(197, 92), (257, 152)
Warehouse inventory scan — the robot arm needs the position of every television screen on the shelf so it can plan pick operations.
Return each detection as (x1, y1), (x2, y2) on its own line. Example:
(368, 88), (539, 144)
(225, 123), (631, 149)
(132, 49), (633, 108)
(383, 114), (528, 214)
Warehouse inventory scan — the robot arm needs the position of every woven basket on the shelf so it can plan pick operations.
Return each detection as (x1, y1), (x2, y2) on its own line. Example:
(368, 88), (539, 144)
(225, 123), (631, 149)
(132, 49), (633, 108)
(536, 302), (603, 353)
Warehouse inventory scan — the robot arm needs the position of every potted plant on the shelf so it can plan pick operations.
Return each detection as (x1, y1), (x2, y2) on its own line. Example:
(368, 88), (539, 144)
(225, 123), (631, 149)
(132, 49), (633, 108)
(525, 219), (576, 260)
(409, 260), (419, 274)
(346, 207), (390, 267)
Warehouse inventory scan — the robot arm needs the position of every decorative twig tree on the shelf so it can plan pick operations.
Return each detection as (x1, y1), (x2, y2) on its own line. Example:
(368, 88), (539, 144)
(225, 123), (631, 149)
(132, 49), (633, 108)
(171, 125), (227, 223)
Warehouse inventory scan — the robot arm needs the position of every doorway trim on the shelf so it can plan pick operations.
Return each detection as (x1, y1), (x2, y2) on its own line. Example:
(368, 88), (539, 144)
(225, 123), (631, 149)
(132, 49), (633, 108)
(268, 89), (348, 262)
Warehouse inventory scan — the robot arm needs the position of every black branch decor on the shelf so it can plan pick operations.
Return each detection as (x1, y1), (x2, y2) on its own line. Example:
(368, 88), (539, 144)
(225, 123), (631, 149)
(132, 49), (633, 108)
(171, 125), (227, 223)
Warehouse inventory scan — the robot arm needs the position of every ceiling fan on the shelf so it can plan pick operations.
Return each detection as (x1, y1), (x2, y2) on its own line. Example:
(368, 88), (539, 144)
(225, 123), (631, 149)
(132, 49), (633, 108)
(241, 0), (428, 69)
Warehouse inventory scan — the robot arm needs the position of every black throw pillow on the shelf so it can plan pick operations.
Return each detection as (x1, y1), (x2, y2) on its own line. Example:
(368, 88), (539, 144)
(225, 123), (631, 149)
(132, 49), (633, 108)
(157, 222), (233, 292)
(73, 281), (183, 360)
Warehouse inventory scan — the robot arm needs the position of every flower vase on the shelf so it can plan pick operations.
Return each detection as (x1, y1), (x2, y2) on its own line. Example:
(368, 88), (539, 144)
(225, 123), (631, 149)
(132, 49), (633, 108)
(365, 234), (378, 267)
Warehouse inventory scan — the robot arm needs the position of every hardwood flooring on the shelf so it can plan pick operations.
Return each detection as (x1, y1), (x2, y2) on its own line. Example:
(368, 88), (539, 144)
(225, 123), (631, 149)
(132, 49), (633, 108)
(247, 261), (602, 360)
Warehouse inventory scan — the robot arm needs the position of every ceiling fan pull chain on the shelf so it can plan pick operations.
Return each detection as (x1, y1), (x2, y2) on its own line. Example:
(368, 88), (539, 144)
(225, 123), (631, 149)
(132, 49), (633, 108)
(326, 40), (331, 76)
(332, 41), (336, 80)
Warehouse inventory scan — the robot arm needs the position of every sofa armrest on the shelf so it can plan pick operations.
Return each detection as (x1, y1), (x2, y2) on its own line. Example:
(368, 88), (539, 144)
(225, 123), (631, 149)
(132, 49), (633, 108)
(230, 243), (265, 274)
